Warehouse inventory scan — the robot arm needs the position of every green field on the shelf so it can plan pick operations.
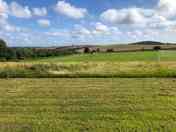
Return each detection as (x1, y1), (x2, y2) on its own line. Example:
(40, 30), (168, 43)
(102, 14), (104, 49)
(1, 61), (176, 78)
(1, 51), (176, 78)
(0, 78), (176, 132)
(1, 51), (176, 131)
(28, 50), (176, 62)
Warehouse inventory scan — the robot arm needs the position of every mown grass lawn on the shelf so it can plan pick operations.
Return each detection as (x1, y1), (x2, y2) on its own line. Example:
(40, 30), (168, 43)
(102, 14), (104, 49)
(0, 78), (176, 132)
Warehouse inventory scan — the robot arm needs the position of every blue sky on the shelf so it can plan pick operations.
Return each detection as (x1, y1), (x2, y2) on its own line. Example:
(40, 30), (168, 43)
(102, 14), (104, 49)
(0, 0), (176, 47)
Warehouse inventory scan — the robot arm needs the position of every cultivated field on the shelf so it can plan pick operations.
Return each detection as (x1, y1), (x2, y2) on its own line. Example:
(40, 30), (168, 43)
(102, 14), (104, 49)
(0, 78), (176, 132)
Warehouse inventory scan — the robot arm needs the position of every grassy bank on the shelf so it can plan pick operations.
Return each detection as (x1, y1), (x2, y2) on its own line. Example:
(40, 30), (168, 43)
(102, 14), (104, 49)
(1, 62), (176, 78)
(0, 78), (176, 131)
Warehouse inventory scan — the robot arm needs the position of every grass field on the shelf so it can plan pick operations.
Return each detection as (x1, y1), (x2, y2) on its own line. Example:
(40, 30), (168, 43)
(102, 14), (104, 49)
(0, 78), (176, 132)
(1, 51), (176, 78)
(28, 50), (176, 62)
(1, 50), (176, 131)
(1, 61), (176, 78)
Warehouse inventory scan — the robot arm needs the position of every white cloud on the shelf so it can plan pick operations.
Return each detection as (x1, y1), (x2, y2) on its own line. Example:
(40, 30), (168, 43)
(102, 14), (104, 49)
(0, 15), (20, 32)
(92, 22), (112, 35)
(3, 23), (20, 32)
(95, 22), (109, 33)
(100, 8), (147, 25)
(55, 1), (87, 19)
(10, 1), (32, 18)
(148, 14), (176, 29)
(37, 19), (50, 27)
(71, 23), (121, 39)
(0, 0), (22, 32)
(99, 0), (176, 42)
(126, 29), (160, 41)
(157, 0), (176, 18)
(75, 27), (91, 35)
(47, 23), (118, 41)
(69, 25), (91, 41)
(46, 31), (69, 37)
(93, 23), (121, 36)
(100, 0), (176, 28)
(1, 1), (48, 19)
(32, 7), (47, 16)
(0, 0), (8, 15)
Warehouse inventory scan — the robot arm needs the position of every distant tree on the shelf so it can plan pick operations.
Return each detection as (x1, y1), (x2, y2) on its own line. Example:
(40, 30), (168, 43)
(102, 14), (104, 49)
(15, 48), (26, 59)
(106, 48), (114, 52)
(96, 48), (100, 52)
(91, 49), (97, 54)
(0, 39), (78, 61)
(0, 39), (7, 49)
(5, 48), (17, 60)
(0, 39), (8, 59)
(84, 47), (90, 53)
(153, 46), (161, 51)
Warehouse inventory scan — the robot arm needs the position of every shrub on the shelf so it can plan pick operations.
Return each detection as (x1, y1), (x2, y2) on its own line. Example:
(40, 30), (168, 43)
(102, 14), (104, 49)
(84, 47), (91, 53)
(106, 48), (114, 52)
(96, 48), (100, 52)
(153, 46), (161, 51)
(0, 39), (7, 49)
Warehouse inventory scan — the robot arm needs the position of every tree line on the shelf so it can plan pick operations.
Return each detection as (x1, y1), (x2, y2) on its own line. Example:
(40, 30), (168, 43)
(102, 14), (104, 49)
(0, 39), (76, 61)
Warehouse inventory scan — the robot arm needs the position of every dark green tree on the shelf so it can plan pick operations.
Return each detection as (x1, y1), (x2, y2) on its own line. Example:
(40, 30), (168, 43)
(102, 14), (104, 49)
(0, 39), (7, 49)
(0, 39), (8, 60)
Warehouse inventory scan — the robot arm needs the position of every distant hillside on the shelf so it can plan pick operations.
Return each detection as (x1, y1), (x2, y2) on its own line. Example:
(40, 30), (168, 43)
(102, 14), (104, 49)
(130, 41), (166, 45)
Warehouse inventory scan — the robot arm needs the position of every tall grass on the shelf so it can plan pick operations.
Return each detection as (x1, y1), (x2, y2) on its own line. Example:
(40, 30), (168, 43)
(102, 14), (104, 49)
(1, 62), (176, 78)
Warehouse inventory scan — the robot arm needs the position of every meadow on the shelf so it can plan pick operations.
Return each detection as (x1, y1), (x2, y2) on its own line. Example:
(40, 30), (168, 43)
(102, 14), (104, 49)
(1, 51), (176, 78)
(2, 61), (176, 78)
(1, 50), (176, 132)
(28, 50), (176, 62)
(0, 78), (176, 132)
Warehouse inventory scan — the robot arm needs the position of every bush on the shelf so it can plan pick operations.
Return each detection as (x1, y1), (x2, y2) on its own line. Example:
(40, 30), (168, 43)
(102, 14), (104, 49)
(0, 39), (7, 49)
(153, 46), (161, 51)
(84, 47), (91, 53)
(106, 48), (114, 52)
(96, 48), (100, 52)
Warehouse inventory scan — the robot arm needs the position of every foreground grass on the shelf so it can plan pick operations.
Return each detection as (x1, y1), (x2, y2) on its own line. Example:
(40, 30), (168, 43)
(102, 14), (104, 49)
(1, 61), (176, 78)
(0, 78), (175, 131)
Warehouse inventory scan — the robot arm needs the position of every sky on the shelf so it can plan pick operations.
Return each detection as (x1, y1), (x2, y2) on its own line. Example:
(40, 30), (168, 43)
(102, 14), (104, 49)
(0, 0), (176, 47)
